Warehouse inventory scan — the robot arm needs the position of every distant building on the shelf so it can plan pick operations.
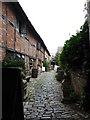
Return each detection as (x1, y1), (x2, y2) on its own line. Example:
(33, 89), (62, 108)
(57, 46), (63, 53)
(45, 51), (51, 61)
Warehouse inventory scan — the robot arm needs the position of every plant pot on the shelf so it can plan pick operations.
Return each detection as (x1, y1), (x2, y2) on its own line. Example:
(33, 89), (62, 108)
(32, 68), (38, 78)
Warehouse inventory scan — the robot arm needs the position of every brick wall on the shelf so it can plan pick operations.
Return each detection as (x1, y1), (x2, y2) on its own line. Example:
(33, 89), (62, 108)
(32, 41), (36, 58)
(7, 5), (15, 24)
(40, 47), (45, 61)
(2, 3), (6, 17)
(0, 48), (6, 60)
(15, 33), (21, 51)
(20, 36), (25, 53)
(0, 3), (6, 48)
(0, 3), (6, 60)
(7, 23), (14, 49)
(24, 38), (29, 55)
(0, 48), (2, 60)
(2, 18), (6, 47)
(6, 4), (15, 49)
(0, 14), (2, 47)
(1, 2), (49, 70)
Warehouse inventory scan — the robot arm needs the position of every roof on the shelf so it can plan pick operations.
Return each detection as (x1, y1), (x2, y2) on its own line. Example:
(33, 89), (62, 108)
(9, 1), (51, 56)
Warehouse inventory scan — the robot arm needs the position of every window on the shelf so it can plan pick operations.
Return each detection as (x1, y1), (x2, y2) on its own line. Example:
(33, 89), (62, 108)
(37, 42), (41, 50)
(32, 44), (35, 48)
(15, 18), (27, 35)
(6, 50), (14, 59)
(15, 18), (19, 33)
(19, 22), (27, 36)
(16, 53), (21, 58)
(22, 55), (25, 60)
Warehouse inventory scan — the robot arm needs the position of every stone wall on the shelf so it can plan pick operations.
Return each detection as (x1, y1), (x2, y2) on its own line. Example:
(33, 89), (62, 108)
(71, 71), (86, 96)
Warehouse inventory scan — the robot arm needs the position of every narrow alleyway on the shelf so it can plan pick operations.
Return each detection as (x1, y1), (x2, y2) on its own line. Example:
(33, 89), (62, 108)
(23, 71), (89, 120)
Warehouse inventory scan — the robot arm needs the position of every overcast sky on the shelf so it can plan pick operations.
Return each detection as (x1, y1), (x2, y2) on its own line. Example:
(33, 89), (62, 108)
(18, 0), (86, 55)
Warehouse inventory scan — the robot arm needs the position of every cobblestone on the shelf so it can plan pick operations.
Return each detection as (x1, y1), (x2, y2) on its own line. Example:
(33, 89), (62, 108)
(23, 70), (90, 120)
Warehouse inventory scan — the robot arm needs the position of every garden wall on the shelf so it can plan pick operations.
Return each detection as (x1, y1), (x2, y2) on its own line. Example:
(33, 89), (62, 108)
(71, 71), (86, 96)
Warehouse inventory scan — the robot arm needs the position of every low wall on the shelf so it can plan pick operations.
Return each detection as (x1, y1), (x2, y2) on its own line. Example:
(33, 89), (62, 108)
(71, 71), (86, 96)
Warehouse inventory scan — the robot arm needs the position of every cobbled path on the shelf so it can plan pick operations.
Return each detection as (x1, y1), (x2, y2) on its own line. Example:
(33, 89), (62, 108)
(23, 70), (90, 120)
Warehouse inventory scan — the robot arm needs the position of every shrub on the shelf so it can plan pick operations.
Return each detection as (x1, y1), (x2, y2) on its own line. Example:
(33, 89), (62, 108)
(60, 21), (89, 74)
(2, 56), (25, 70)
(43, 60), (50, 71)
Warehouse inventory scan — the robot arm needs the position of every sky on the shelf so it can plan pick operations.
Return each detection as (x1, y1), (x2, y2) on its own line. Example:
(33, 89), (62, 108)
(18, 0), (86, 55)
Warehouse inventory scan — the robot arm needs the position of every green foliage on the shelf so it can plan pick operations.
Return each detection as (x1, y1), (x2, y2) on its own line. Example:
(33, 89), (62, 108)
(60, 21), (89, 74)
(55, 52), (60, 66)
(56, 69), (64, 82)
(43, 60), (50, 71)
(69, 91), (80, 102)
(59, 21), (90, 108)
(2, 56), (25, 69)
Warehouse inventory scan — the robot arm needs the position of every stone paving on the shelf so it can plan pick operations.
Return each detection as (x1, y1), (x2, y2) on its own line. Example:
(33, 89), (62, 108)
(23, 70), (90, 120)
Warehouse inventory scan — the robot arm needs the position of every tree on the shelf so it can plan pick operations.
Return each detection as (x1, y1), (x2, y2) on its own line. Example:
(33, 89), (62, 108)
(55, 52), (60, 66)
(60, 20), (89, 74)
